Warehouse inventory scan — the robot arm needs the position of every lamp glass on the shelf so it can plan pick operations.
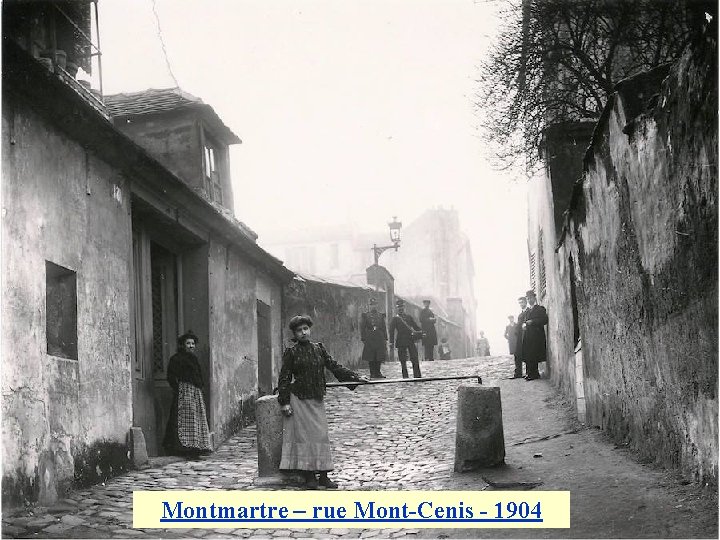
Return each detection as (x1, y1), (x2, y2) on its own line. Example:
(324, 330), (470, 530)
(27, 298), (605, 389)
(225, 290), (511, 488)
(388, 217), (402, 243)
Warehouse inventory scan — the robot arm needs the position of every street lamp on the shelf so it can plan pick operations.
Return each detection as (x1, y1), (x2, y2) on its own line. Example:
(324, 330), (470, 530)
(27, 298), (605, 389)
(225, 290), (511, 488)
(372, 216), (402, 265)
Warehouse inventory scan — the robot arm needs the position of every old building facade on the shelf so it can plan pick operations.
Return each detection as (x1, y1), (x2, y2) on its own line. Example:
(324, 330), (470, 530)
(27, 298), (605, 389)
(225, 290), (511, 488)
(526, 20), (717, 484)
(2, 1), (292, 508)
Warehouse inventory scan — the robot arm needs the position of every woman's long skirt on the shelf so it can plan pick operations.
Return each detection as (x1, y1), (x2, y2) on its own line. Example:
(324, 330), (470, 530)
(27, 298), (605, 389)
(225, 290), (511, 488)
(280, 394), (333, 472)
(163, 382), (212, 454)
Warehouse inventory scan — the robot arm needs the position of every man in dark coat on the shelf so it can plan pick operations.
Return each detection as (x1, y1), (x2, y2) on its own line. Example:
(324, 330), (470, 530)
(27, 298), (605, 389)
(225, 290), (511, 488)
(389, 299), (423, 378)
(510, 296), (528, 379)
(520, 290), (548, 381)
(419, 300), (438, 361)
(360, 297), (388, 379)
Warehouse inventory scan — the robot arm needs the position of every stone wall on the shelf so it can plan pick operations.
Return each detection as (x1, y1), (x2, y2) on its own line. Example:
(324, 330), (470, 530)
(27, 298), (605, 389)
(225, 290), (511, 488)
(564, 35), (717, 484)
(1, 98), (133, 507)
(283, 276), (385, 371)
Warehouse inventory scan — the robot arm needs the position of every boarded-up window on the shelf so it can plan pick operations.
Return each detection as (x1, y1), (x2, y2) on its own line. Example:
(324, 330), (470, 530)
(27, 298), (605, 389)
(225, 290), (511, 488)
(46, 261), (78, 359)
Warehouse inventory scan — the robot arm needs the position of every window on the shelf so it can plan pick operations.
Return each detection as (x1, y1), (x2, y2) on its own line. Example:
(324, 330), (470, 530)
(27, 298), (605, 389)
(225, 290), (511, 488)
(203, 140), (223, 204)
(528, 251), (537, 291)
(538, 232), (547, 299)
(46, 261), (78, 359)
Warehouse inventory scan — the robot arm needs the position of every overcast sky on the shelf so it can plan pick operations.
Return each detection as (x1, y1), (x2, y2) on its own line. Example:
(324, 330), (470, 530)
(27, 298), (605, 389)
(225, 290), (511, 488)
(99, 0), (529, 352)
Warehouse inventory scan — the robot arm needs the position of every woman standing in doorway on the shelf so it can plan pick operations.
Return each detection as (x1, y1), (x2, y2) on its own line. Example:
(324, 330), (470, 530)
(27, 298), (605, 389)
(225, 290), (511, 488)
(163, 331), (213, 459)
(278, 315), (369, 489)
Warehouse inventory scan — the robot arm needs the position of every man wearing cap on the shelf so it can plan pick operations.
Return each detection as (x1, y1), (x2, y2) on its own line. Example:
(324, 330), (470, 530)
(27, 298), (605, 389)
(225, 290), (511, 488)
(419, 300), (438, 361)
(510, 296), (529, 379)
(389, 299), (423, 378)
(520, 290), (548, 381)
(360, 297), (388, 379)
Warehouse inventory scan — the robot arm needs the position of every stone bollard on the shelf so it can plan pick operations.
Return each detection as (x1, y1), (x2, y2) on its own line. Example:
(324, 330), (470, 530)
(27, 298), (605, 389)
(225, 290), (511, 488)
(128, 427), (149, 468)
(454, 384), (505, 472)
(256, 395), (284, 477)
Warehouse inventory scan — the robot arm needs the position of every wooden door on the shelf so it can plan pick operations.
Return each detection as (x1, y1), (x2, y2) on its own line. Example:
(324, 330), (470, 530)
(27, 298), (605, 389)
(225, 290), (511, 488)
(150, 243), (179, 455)
(131, 230), (157, 455)
(132, 230), (181, 457)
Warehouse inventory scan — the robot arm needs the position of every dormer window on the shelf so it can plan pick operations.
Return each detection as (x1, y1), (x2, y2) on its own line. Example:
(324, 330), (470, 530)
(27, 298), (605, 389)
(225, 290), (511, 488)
(105, 88), (241, 213)
(203, 138), (222, 204)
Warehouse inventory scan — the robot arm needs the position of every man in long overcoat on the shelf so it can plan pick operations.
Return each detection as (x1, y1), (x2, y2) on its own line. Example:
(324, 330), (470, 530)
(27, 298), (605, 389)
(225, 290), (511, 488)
(510, 296), (528, 379)
(389, 299), (423, 378)
(360, 297), (388, 379)
(520, 290), (548, 381)
(419, 300), (438, 361)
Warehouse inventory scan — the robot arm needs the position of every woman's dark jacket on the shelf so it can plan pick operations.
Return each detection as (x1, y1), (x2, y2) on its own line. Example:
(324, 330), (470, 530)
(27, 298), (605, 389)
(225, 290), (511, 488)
(277, 341), (361, 406)
(166, 351), (204, 392)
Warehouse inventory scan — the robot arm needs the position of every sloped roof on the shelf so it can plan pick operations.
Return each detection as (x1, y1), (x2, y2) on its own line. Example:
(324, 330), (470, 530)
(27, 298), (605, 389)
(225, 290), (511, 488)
(104, 87), (241, 145)
(104, 87), (202, 116)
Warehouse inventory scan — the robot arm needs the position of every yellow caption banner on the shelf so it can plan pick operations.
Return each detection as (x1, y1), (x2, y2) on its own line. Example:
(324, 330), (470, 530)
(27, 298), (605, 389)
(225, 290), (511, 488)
(133, 490), (570, 529)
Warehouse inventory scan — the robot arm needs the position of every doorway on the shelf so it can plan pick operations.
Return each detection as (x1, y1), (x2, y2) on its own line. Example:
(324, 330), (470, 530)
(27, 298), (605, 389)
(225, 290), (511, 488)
(132, 228), (182, 456)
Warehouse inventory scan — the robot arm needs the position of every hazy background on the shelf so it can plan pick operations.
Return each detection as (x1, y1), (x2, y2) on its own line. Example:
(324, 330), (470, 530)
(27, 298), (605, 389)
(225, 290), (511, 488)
(99, 0), (529, 354)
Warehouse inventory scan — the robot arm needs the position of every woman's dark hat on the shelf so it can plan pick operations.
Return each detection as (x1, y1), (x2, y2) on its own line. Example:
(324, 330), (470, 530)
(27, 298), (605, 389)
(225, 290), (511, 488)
(178, 330), (199, 344)
(289, 315), (313, 332)
(395, 299), (405, 307)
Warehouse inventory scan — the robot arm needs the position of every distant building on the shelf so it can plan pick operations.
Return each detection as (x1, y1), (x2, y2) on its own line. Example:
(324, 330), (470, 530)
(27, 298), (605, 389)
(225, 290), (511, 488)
(262, 208), (477, 356)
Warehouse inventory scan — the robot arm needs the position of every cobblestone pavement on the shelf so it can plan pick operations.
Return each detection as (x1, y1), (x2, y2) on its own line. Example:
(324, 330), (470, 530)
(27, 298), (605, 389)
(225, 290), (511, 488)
(2, 356), (494, 539)
(3, 356), (717, 539)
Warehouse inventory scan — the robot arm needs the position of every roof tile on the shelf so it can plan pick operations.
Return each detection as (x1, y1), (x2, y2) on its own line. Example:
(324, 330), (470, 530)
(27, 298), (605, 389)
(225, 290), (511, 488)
(104, 87), (203, 117)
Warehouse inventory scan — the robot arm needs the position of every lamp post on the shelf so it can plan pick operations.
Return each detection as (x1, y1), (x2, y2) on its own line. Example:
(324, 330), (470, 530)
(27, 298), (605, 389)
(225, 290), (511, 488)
(372, 216), (402, 265)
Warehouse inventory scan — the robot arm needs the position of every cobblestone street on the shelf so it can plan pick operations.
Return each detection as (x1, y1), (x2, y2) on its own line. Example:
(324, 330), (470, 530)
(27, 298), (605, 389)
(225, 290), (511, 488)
(2, 356), (717, 539)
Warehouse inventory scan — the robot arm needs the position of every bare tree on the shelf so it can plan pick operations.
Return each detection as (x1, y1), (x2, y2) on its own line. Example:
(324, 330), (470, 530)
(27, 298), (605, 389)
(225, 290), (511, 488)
(477, 0), (694, 171)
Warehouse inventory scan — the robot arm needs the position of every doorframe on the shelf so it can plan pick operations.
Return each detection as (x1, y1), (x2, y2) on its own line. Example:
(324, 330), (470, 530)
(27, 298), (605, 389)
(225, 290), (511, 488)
(131, 225), (188, 455)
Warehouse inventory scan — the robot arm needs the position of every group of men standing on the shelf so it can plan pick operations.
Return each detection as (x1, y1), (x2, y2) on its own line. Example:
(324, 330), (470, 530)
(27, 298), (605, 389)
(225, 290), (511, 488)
(504, 289), (548, 381)
(360, 297), (440, 380)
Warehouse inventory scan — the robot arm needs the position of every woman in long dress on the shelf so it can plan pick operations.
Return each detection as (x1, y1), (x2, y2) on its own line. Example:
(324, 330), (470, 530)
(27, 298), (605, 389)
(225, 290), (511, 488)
(278, 315), (368, 489)
(163, 331), (213, 459)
